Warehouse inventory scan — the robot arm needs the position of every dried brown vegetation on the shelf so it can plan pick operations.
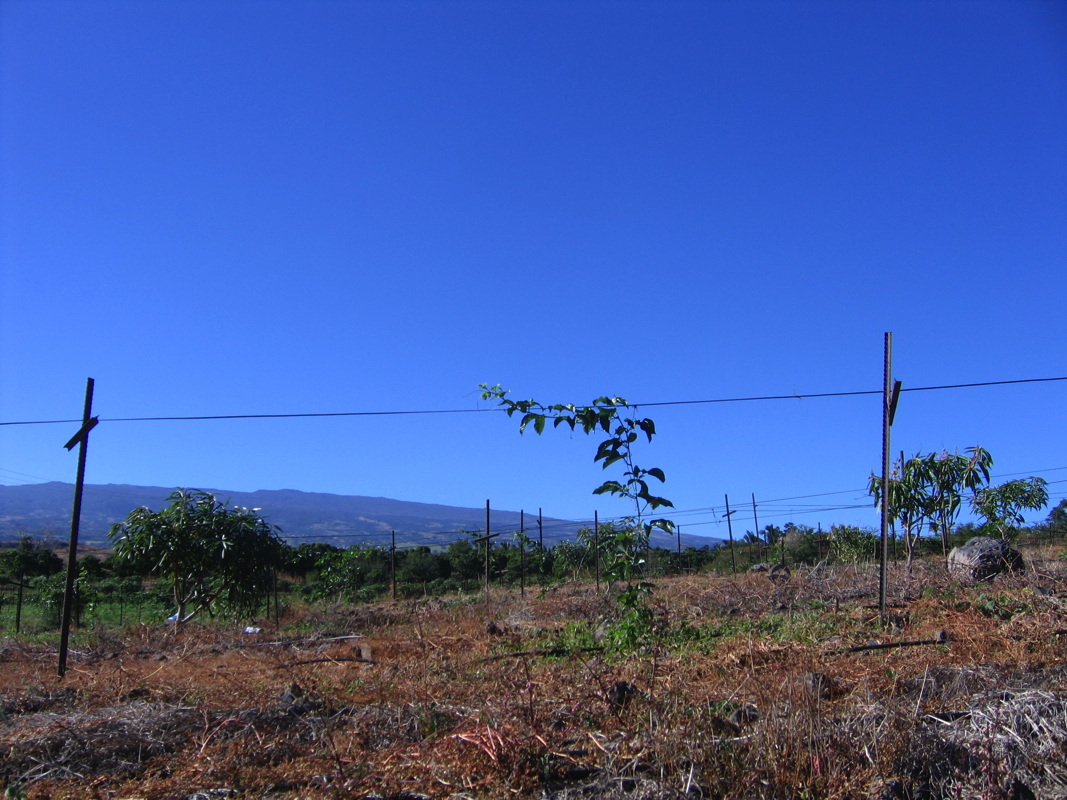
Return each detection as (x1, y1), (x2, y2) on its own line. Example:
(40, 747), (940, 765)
(2, 549), (1066, 800)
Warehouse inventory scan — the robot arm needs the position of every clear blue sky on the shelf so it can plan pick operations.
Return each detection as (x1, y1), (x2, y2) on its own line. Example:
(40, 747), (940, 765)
(2, 1), (1065, 540)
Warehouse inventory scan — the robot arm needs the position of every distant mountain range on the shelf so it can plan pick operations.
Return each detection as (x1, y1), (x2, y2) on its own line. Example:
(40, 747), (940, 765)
(0, 482), (723, 551)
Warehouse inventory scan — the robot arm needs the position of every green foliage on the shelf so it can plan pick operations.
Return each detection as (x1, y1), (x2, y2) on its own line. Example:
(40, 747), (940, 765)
(603, 582), (656, 652)
(762, 524), (784, 545)
(24, 568), (98, 627)
(30, 573), (68, 626)
(1049, 499), (1067, 532)
(447, 538), (484, 580)
(96, 575), (143, 602)
(314, 545), (390, 601)
(282, 542), (340, 579)
(971, 477), (1049, 540)
(0, 537), (63, 580)
(79, 554), (107, 579)
(783, 525), (824, 565)
(974, 592), (1032, 620)
(399, 546), (445, 584)
(577, 520), (649, 587)
(924, 447), (993, 554)
(109, 488), (285, 623)
(479, 385), (675, 531)
(550, 540), (589, 580)
(512, 531), (551, 584)
(104, 548), (153, 578)
(543, 620), (599, 652)
(482, 384), (677, 652)
(869, 453), (932, 565)
(827, 524), (877, 563)
(870, 447), (994, 559)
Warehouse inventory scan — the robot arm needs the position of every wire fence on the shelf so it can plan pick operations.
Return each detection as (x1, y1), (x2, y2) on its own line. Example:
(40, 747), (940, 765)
(3, 520), (1064, 637)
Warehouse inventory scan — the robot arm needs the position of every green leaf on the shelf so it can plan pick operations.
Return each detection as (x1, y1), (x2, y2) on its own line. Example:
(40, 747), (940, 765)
(595, 439), (618, 461)
(647, 467), (666, 483)
(638, 419), (655, 442)
(594, 481), (625, 495)
(650, 518), (676, 534)
(534, 415), (546, 435)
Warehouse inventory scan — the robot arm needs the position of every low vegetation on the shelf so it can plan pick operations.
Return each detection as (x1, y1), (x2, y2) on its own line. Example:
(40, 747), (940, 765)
(2, 543), (1067, 799)
(3, 393), (1063, 797)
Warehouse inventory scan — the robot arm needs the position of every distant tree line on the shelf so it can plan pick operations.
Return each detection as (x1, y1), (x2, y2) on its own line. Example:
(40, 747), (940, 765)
(2, 490), (1062, 629)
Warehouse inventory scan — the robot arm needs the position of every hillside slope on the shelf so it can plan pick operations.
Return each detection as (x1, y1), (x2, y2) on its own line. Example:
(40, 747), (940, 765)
(0, 482), (722, 550)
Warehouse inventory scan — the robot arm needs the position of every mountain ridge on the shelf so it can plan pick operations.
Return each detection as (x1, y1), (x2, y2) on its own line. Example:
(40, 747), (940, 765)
(0, 482), (722, 550)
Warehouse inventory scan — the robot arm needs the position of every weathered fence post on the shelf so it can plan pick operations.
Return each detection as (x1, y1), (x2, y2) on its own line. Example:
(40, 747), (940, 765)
(724, 495), (737, 574)
(59, 377), (97, 678)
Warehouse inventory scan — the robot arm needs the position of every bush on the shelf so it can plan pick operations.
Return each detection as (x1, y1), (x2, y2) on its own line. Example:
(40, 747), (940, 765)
(828, 525), (877, 563)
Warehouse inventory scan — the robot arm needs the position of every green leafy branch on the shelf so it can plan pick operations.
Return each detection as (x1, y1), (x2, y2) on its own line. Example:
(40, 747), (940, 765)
(479, 384), (675, 533)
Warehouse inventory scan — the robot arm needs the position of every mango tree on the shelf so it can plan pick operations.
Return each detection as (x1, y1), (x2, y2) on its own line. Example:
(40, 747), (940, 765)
(110, 489), (285, 623)
(971, 477), (1049, 540)
(924, 447), (993, 557)
(870, 447), (993, 561)
(868, 453), (933, 569)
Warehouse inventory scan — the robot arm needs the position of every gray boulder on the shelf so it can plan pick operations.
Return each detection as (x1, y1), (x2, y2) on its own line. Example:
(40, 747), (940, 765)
(947, 537), (1024, 581)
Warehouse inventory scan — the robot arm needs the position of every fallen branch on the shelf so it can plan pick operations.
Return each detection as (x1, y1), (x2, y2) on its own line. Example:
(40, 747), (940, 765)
(841, 630), (950, 654)
(274, 656), (379, 668)
(236, 634), (363, 649)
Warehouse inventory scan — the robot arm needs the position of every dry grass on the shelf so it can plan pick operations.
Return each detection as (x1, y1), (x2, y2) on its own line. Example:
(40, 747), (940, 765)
(1, 554), (1066, 800)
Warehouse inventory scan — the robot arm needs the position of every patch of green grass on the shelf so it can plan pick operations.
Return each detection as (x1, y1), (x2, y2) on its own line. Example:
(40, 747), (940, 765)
(539, 620), (598, 654)
(658, 606), (846, 653)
